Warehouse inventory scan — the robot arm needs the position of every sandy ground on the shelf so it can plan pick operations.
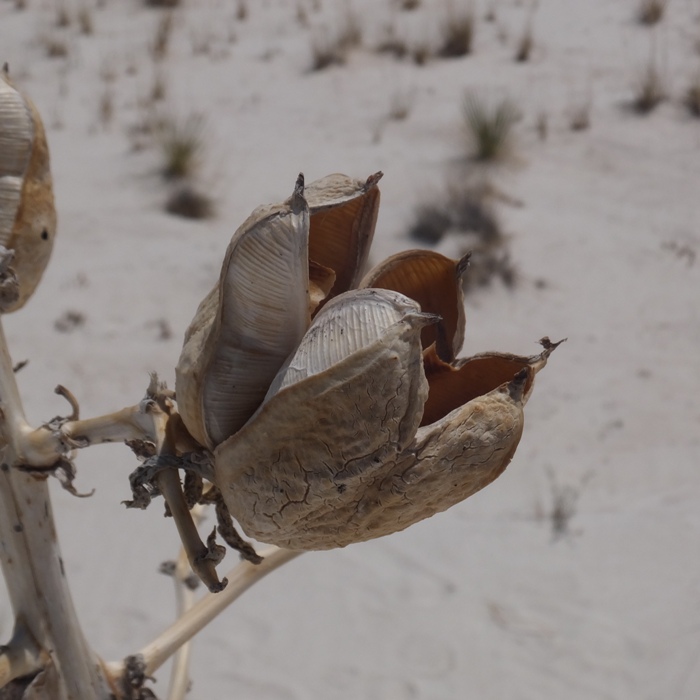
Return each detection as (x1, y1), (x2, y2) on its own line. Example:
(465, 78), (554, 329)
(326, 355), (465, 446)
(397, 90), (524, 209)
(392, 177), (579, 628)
(1, 0), (700, 698)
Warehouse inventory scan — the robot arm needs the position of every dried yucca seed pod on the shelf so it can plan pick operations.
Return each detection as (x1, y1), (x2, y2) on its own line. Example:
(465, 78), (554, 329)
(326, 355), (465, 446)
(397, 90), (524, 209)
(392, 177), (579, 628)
(0, 68), (56, 312)
(300, 172), (382, 305)
(214, 288), (437, 549)
(175, 175), (311, 449)
(360, 249), (470, 362)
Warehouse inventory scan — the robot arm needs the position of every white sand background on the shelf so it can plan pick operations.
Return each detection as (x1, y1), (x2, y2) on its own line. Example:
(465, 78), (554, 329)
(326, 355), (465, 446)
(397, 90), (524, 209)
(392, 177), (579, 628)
(1, 0), (699, 698)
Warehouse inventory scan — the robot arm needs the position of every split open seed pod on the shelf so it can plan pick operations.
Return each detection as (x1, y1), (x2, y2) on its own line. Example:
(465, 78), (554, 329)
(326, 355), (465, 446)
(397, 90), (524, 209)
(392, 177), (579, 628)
(300, 172), (382, 307)
(214, 288), (437, 549)
(360, 249), (470, 362)
(175, 175), (311, 450)
(223, 338), (558, 550)
(0, 69), (56, 312)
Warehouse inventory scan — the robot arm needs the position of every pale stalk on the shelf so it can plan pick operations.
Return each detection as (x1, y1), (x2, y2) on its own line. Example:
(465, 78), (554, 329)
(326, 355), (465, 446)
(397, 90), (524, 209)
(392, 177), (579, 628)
(0, 319), (113, 699)
(166, 506), (204, 700)
(105, 546), (301, 680)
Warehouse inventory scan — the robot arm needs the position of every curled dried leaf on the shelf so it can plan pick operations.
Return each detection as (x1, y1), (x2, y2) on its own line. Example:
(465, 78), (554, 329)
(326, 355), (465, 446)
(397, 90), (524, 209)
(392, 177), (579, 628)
(360, 249), (470, 361)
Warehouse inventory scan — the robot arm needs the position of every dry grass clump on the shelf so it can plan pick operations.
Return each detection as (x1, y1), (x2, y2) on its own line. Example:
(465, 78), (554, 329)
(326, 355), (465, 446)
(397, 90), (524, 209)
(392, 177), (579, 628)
(55, 5), (71, 27)
(165, 185), (215, 219)
(43, 36), (69, 59)
(514, 22), (533, 62)
(411, 42), (431, 66)
(98, 89), (114, 126)
(408, 182), (515, 290)
(637, 0), (669, 25)
(398, 0), (421, 9)
(683, 74), (700, 117)
(631, 59), (666, 113)
(158, 115), (206, 180)
(145, 0), (181, 7)
(569, 101), (591, 130)
(376, 27), (409, 59)
(150, 10), (175, 60)
(77, 7), (94, 35)
(309, 10), (363, 71)
(462, 91), (519, 161)
(438, 5), (476, 58)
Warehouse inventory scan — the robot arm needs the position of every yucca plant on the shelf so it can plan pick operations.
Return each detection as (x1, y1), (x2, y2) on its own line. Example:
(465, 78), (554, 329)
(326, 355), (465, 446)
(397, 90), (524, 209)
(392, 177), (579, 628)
(0, 69), (558, 700)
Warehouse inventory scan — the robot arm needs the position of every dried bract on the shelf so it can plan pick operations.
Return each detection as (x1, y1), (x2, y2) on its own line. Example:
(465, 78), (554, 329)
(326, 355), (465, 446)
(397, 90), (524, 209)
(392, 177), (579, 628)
(0, 70), (57, 312)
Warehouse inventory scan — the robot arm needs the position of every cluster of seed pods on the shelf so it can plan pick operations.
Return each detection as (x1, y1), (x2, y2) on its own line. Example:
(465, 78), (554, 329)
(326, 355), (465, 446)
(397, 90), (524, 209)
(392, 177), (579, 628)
(176, 172), (557, 551)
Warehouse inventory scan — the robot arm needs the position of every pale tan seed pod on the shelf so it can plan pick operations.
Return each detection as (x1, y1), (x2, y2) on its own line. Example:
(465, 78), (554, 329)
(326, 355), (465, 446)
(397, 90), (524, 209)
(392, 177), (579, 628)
(360, 249), (470, 362)
(175, 175), (311, 449)
(322, 372), (530, 548)
(0, 69), (56, 312)
(213, 288), (437, 548)
(300, 172), (382, 306)
(215, 334), (559, 550)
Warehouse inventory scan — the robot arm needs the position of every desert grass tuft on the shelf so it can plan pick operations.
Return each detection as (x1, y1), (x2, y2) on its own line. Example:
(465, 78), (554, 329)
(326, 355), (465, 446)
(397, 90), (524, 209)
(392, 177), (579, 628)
(77, 6), (94, 35)
(145, 0), (181, 7)
(637, 0), (668, 26)
(98, 89), (114, 126)
(683, 74), (700, 117)
(569, 101), (591, 130)
(408, 181), (515, 290)
(150, 11), (175, 61)
(388, 89), (413, 121)
(43, 36), (69, 59)
(514, 21), (533, 62)
(462, 91), (519, 161)
(310, 34), (346, 70)
(309, 10), (362, 71)
(150, 71), (167, 101)
(158, 115), (206, 180)
(438, 5), (476, 57)
(411, 42), (431, 66)
(631, 58), (666, 113)
(55, 5), (71, 28)
(535, 111), (548, 140)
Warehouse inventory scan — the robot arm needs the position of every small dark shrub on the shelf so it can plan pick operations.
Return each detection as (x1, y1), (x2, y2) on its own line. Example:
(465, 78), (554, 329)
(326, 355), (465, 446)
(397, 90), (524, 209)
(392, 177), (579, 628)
(438, 7), (475, 58)
(684, 75), (700, 117)
(631, 59), (666, 114)
(637, 0), (668, 25)
(166, 185), (214, 219)
(514, 22), (533, 62)
(408, 182), (515, 290)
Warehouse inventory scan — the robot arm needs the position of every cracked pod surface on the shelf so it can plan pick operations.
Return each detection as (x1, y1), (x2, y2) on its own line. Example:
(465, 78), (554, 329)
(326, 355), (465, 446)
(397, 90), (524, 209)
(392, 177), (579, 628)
(214, 288), (436, 549)
(0, 70), (56, 312)
(215, 339), (555, 550)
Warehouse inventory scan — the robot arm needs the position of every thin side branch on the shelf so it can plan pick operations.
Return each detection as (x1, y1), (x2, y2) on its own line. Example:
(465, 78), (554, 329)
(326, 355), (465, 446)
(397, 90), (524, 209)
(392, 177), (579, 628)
(0, 621), (46, 689)
(105, 546), (301, 681)
(164, 507), (204, 700)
